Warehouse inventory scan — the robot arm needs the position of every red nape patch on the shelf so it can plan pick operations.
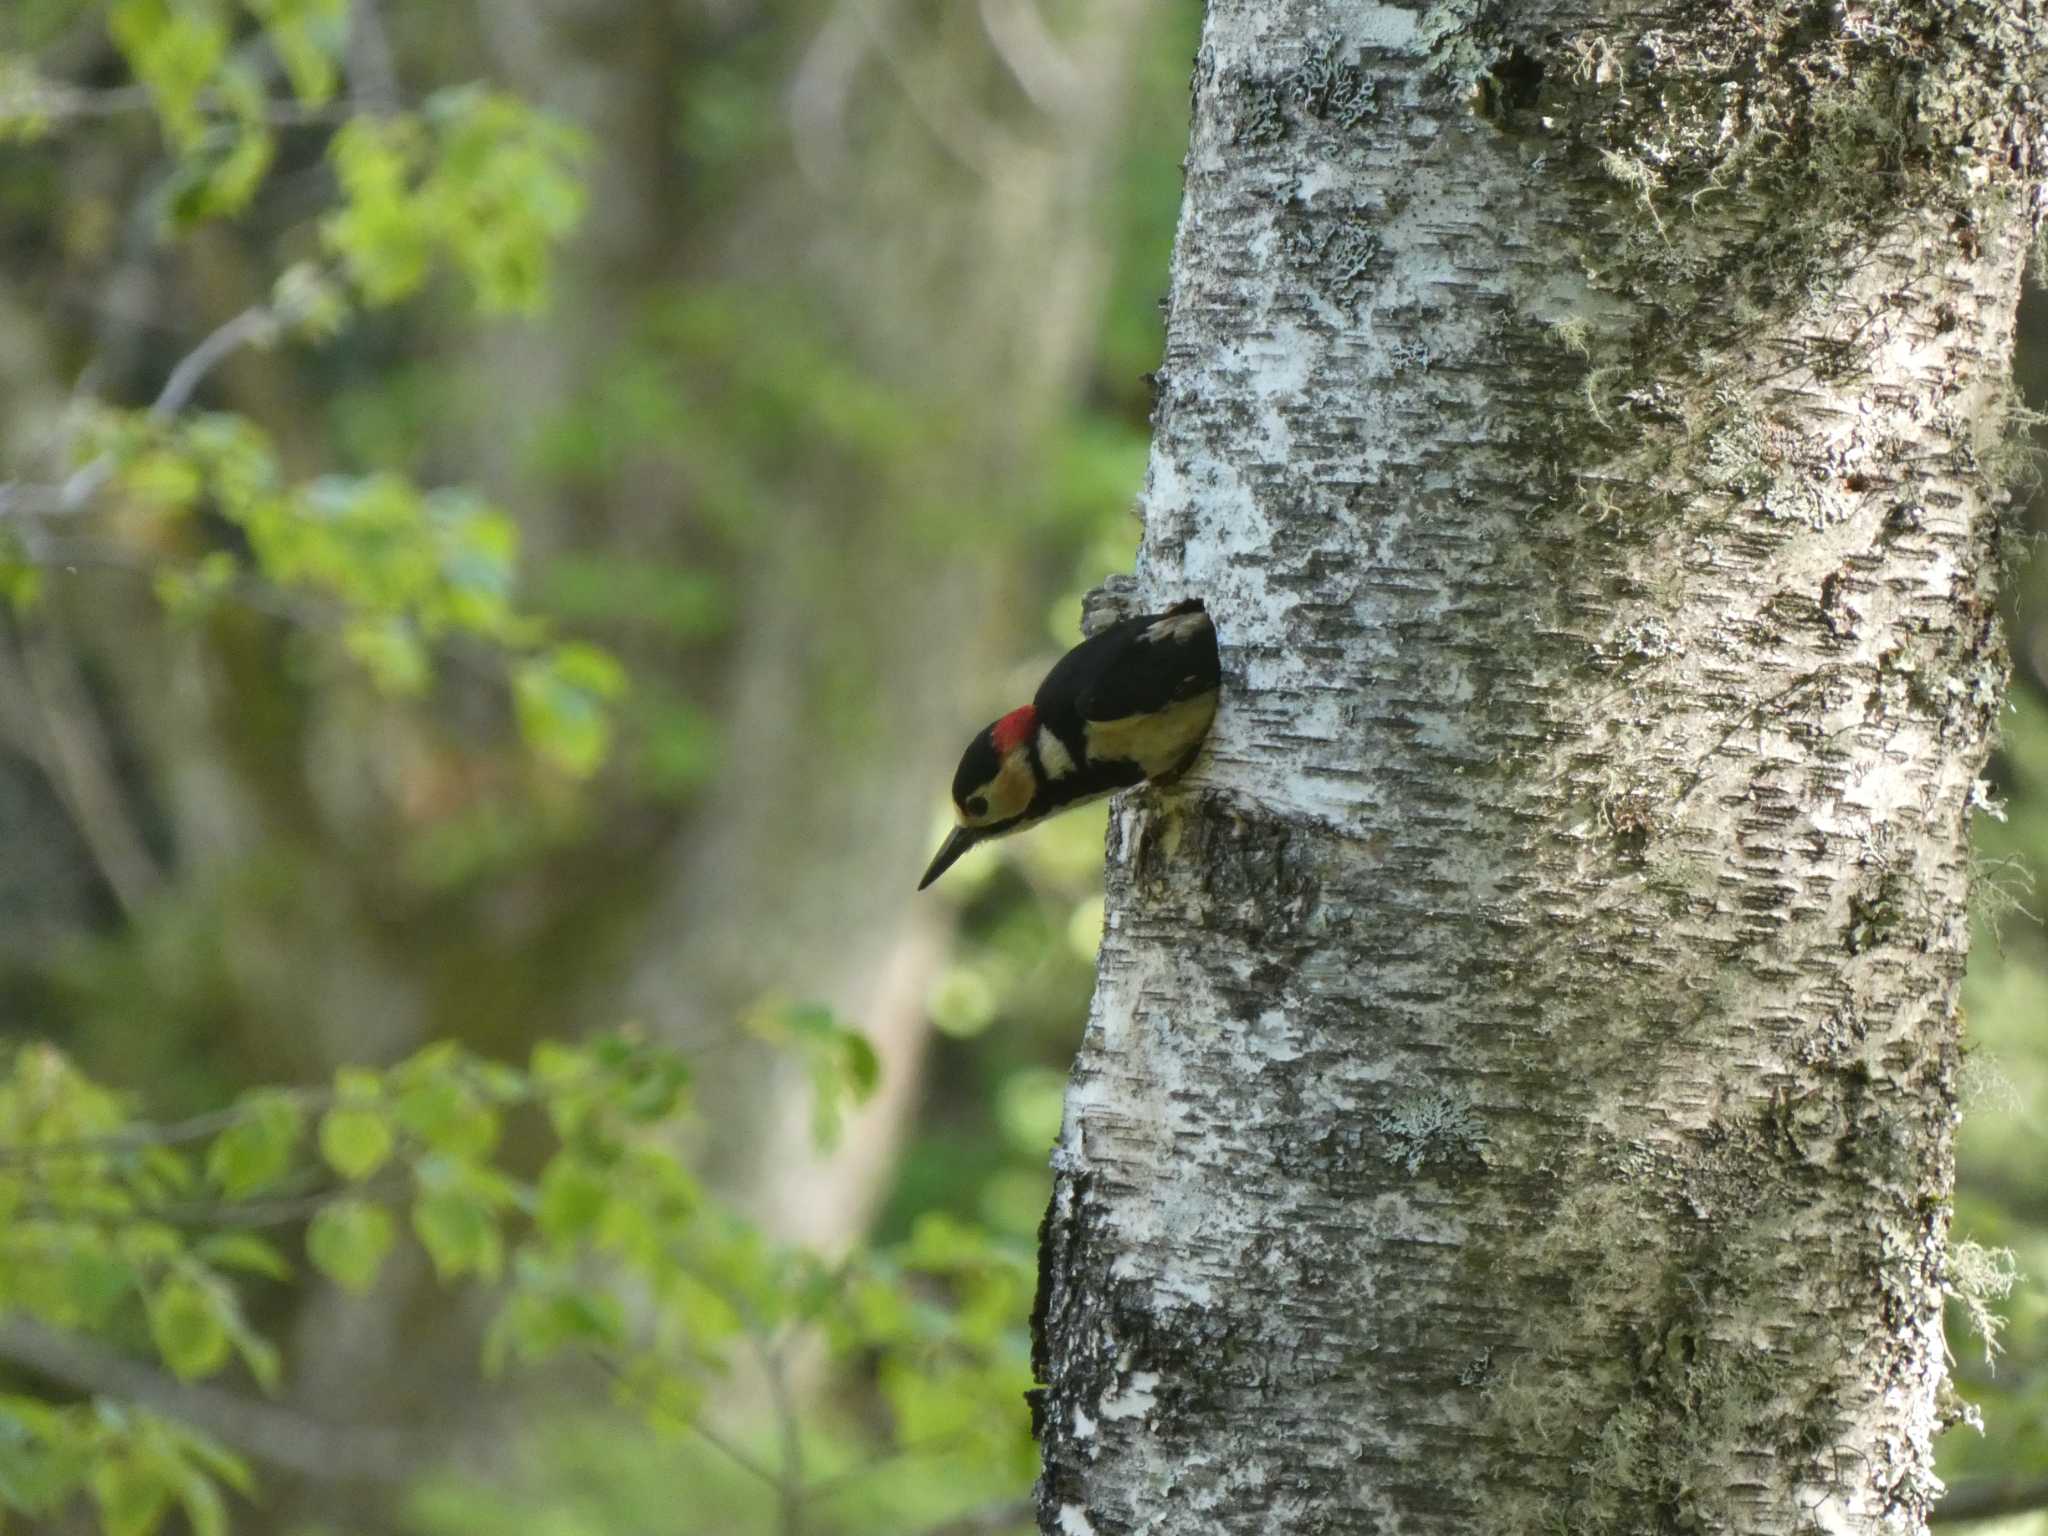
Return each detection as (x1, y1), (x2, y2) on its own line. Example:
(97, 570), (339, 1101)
(992, 705), (1038, 755)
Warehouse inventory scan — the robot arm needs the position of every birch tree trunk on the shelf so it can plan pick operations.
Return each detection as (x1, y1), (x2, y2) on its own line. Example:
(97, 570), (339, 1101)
(1033, 4), (2045, 1533)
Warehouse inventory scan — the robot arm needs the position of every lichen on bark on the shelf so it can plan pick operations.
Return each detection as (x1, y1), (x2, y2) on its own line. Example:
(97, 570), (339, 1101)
(1033, 2), (2047, 1533)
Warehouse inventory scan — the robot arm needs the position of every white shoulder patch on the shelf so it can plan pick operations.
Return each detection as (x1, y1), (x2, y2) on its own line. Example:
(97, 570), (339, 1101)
(1038, 725), (1077, 779)
(1141, 608), (1210, 644)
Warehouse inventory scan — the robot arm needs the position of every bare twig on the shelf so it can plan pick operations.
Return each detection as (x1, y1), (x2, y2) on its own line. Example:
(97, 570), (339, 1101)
(0, 1091), (323, 1169)
(586, 1352), (784, 1491)
(977, 0), (1081, 117)
(758, 1335), (806, 1536)
(10, 1170), (390, 1231)
(788, 0), (868, 192)
(345, 0), (401, 114)
(1, 296), (285, 523)
(0, 1316), (414, 1481)
(0, 80), (355, 128)
(11, 627), (168, 914)
(1933, 1475), (2048, 1526)
(150, 304), (282, 423)
(846, 0), (1018, 180)
(794, 1428), (975, 1506)
(913, 1500), (1035, 1536)
(6, 536), (337, 628)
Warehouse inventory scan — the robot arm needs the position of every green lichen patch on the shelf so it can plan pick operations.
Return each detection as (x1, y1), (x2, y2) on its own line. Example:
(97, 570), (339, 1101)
(1374, 1087), (1486, 1174)
(1225, 35), (1383, 148)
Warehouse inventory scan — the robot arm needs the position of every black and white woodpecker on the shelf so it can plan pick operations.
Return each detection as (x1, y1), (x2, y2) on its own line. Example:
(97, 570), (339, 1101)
(918, 599), (1221, 890)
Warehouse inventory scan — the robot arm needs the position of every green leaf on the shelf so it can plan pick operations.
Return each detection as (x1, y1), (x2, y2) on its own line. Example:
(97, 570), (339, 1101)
(193, 1232), (291, 1281)
(170, 1456), (228, 1536)
(139, 1144), (197, 1196)
(341, 615), (431, 696)
(750, 1003), (882, 1150)
(165, 1422), (253, 1495)
(0, 1395), (94, 1512)
(513, 643), (628, 778)
(91, 1451), (173, 1536)
(245, 0), (346, 105)
(160, 60), (275, 224)
(393, 1070), (498, 1162)
(483, 1277), (625, 1374)
(841, 1031), (881, 1101)
(272, 261), (349, 340)
(108, 0), (228, 150)
(318, 1104), (394, 1182)
(321, 91), (587, 313)
(205, 1092), (303, 1197)
(535, 1155), (610, 1245)
(119, 450), (203, 512)
(0, 557), (43, 618)
(322, 115), (434, 304)
(147, 1278), (231, 1381)
(229, 1324), (283, 1393)
(306, 1198), (394, 1293)
(412, 1184), (503, 1282)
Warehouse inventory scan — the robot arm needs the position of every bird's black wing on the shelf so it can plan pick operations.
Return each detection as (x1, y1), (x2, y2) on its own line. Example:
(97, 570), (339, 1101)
(1068, 603), (1219, 724)
(1030, 621), (1134, 743)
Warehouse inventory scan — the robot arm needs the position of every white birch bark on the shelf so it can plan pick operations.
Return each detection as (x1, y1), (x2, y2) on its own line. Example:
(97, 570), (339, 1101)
(1034, 3), (2045, 1533)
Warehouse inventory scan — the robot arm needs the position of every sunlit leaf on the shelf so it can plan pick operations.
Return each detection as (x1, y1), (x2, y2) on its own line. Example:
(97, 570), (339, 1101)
(513, 643), (627, 778)
(204, 1092), (303, 1198)
(412, 1182), (503, 1282)
(147, 1278), (231, 1381)
(318, 1104), (394, 1182)
(306, 1198), (394, 1294)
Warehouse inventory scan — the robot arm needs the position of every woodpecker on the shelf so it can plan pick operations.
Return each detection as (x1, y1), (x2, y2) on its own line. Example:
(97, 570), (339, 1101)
(919, 598), (1220, 890)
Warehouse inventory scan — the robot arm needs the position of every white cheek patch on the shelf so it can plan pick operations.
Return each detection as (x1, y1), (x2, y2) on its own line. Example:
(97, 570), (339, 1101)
(1037, 726), (1076, 780)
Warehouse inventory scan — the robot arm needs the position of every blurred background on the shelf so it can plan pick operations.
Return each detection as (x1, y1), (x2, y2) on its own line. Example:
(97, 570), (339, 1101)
(0, 2), (2042, 1532)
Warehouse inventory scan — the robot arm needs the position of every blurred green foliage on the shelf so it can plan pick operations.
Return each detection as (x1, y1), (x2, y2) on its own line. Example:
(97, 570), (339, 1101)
(0, 1031), (1035, 1536)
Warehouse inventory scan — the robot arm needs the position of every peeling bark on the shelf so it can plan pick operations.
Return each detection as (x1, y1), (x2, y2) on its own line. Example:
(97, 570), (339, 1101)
(1034, 3), (2046, 1533)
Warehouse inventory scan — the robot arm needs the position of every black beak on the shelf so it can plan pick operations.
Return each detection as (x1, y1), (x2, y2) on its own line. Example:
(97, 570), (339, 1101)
(918, 826), (982, 890)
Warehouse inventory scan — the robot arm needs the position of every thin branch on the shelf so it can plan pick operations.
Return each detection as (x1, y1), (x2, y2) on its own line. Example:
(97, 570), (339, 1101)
(912, 1501), (1034, 1536)
(345, 0), (401, 115)
(794, 1429), (974, 1506)
(1933, 1475), (2048, 1526)
(758, 1335), (806, 1536)
(977, 0), (1081, 117)
(0, 1092), (323, 1169)
(8, 536), (340, 629)
(787, 0), (868, 192)
(11, 1172), (389, 1232)
(585, 1352), (784, 1492)
(11, 627), (168, 915)
(846, 0), (1020, 181)
(0, 80), (356, 128)
(150, 304), (282, 423)
(0, 1316), (414, 1482)
(1, 296), (286, 524)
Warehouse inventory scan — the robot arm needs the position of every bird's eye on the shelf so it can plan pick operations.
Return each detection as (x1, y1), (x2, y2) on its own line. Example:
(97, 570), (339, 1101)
(965, 795), (989, 818)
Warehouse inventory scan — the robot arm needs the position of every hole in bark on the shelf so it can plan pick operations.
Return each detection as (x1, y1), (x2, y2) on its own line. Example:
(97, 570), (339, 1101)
(1476, 46), (1545, 123)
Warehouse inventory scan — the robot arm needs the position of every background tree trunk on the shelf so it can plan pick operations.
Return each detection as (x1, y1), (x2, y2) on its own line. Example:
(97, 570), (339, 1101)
(1033, 4), (2043, 1533)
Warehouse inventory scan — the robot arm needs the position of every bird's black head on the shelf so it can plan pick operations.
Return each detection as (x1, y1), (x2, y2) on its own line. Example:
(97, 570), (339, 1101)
(950, 727), (1004, 814)
(919, 705), (1041, 889)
